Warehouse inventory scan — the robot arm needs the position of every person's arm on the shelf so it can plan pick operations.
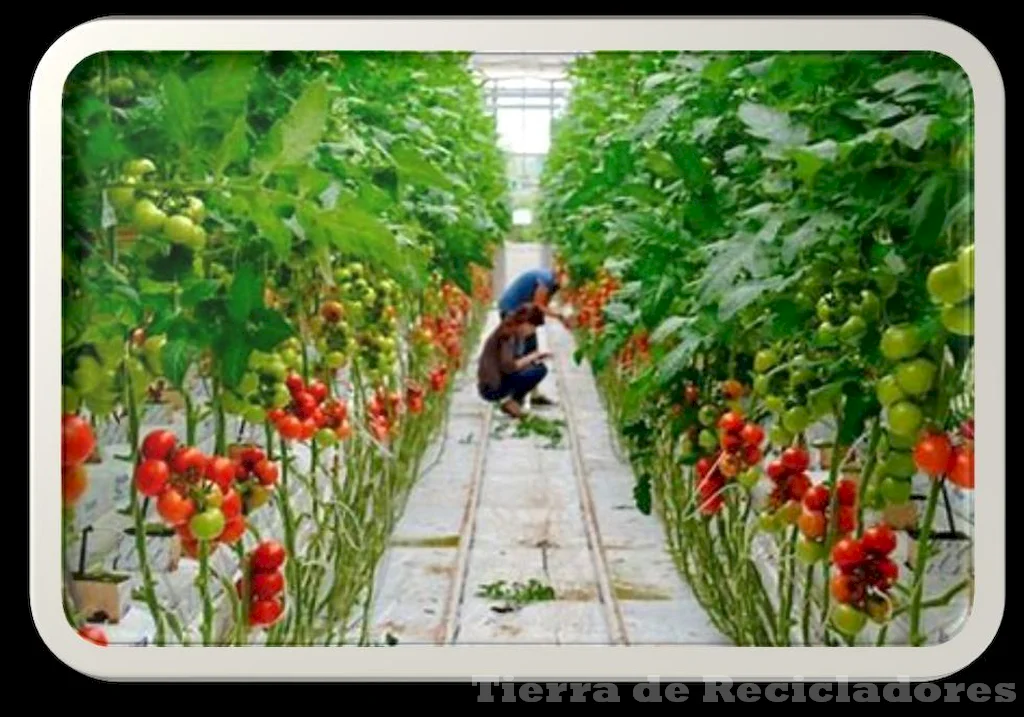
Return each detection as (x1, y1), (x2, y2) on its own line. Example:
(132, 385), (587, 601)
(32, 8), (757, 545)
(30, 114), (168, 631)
(500, 338), (550, 372)
(533, 278), (573, 327)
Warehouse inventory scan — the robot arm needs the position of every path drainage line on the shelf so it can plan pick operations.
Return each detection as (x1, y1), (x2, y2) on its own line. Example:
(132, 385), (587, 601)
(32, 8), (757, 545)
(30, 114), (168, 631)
(440, 398), (493, 644)
(553, 327), (629, 646)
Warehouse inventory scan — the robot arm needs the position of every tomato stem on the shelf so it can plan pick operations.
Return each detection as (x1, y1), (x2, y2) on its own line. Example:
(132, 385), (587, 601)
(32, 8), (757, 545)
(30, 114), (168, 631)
(907, 477), (943, 645)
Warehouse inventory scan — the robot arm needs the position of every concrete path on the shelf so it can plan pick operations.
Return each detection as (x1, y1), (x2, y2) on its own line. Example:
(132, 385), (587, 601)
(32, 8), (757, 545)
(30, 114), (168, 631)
(362, 242), (727, 645)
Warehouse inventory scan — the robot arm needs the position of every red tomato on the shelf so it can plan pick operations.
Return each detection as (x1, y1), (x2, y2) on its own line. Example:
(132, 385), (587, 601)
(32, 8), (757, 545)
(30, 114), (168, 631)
(766, 460), (788, 482)
(802, 483), (830, 512)
(335, 420), (352, 440)
(134, 459), (170, 497)
(251, 570), (285, 600)
(285, 373), (305, 395)
(240, 446), (265, 470)
(267, 408), (286, 424)
(861, 523), (897, 556)
(218, 515), (246, 544)
(947, 446), (974, 490)
(62, 414), (96, 467)
(251, 540), (286, 572)
(307, 380), (329, 404)
(836, 478), (858, 507)
(699, 494), (724, 516)
(914, 433), (953, 477)
(787, 472), (812, 501)
(141, 429), (177, 461)
(156, 487), (195, 525)
(176, 521), (195, 541)
(718, 411), (745, 434)
(781, 447), (810, 473)
(249, 598), (284, 626)
(740, 423), (765, 447)
(78, 625), (108, 646)
(292, 391), (317, 418)
(63, 463), (89, 506)
(831, 537), (866, 573)
(721, 379), (744, 400)
(300, 418), (318, 441)
(170, 446), (207, 476)
(205, 456), (237, 492)
(720, 432), (743, 453)
(697, 475), (723, 498)
(220, 488), (242, 519)
(718, 453), (741, 478)
(798, 508), (827, 540)
(742, 444), (763, 466)
(696, 457), (714, 479)
(836, 505), (857, 533)
(830, 573), (864, 605)
(254, 459), (279, 487)
(872, 556), (899, 590)
(277, 415), (303, 440)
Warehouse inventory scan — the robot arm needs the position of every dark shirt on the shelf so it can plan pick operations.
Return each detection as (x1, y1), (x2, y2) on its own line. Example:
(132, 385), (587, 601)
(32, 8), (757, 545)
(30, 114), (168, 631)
(498, 269), (558, 315)
(477, 327), (520, 391)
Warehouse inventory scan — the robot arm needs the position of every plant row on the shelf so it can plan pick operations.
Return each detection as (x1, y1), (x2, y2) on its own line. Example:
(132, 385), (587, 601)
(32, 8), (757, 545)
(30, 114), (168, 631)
(540, 51), (975, 646)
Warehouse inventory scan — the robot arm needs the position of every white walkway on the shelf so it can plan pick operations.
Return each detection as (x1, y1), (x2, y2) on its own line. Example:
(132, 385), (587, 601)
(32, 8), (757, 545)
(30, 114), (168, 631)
(362, 242), (727, 645)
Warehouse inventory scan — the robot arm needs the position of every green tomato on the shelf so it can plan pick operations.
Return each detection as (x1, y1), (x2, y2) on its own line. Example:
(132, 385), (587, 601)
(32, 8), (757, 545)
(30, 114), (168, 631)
(833, 268), (861, 286)
(280, 348), (301, 370)
(271, 383), (291, 408)
(816, 295), (836, 322)
(941, 301), (974, 336)
(698, 429), (719, 452)
(886, 400), (923, 437)
(830, 603), (868, 637)
(754, 349), (778, 373)
(865, 594), (893, 625)
(189, 509), (226, 541)
(315, 428), (339, 446)
(795, 537), (827, 564)
(315, 338), (329, 354)
(679, 436), (697, 459)
(839, 315), (867, 344)
(125, 158), (157, 177)
(926, 261), (972, 305)
(880, 324), (923, 362)
(863, 484), (885, 511)
(163, 214), (196, 245)
(875, 375), (905, 407)
(109, 179), (137, 210)
(886, 429), (917, 450)
(854, 290), (881, 321)
(698, 405), (719, 427)
(264, 360), (288, 382)
(221, 392), (245, 414)
(883, 450), (917, 479)
(185, 196), (206, 223)
(244, 405), (267, 424)
(764, 395), (786, 414)
(758, 513), (779, 533)
(325, 351), (346, 369)
(816, 322), (839, 347)
(895, 358), (937, 396)
(239, 372), (260, 395)
(737, 468), (760, 489)
(782, 406), (811, 434)
(793, 292), (815, 312)
(957, 244), (974, 292)
(879, 476), (912, 504)
(870, 267), (898, 299)
(132, 199), (168, 233)
(753, 374), (771, 395)
(769, 424), (793, 446)
(809, 389), (837, 419)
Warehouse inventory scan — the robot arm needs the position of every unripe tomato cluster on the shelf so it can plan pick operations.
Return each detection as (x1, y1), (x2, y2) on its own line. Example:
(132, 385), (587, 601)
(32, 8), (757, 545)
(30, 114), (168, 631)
(225, 340), (305, 422)
(326, 262), (401, 383)
(62, 414), (97, 507)
(108, 158), (208, 251)
(267, 372), (349, 444)
(926, 243), (974, 337)
(237, 540), (287, 628)
(828, 524), (900, 637)
(134, 429), (276, 557)
(795, 477), (859, 563)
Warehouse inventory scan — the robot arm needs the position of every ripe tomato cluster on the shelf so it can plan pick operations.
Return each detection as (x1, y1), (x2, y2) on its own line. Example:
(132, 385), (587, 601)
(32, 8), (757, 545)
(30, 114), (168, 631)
(693, 409), (765, 516)
(829, 524), (899, 636)
(366, 386), (402, 443)
(563, 270), (619, 334)
(764, 446), (813, 518)
(618, 331), (651, 371)
(428, 365), (448, 394)
(237, 540), (287, 628)
(405, 380), (425, 415)
(135, 429), (276, 557)
(267, 372), (349, 444)
(62, 414), (97, 507)
(795, 477), (858, 562)
(913, 424), (974, 490)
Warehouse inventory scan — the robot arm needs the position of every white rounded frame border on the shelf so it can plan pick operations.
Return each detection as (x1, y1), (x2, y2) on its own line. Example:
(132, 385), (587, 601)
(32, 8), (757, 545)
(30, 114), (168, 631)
(30, 16), (1005, 683)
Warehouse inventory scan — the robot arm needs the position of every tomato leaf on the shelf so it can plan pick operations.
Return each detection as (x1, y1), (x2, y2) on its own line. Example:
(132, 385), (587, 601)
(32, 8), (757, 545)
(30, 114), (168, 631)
(179, 278), (220, 308)
(633, 473), (653, 515)
(390, 142), (454, 190)
(160, 72), (196, 152)
(228, 261), (262, 323)
(162, 339), (195, 389)
(252, 78), (329, 175)
(249, 307), (295, 351)
(215, 115), (250, 177)
(218, 333), (250, 389)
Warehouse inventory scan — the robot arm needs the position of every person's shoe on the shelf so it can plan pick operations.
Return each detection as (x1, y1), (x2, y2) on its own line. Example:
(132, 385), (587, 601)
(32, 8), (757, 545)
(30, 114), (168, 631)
(529, 391), (556, 407)
(499, 399), (525, 418)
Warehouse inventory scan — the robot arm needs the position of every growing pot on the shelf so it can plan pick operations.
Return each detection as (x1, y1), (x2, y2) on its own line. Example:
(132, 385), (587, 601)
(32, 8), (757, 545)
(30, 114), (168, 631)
(69, 571), (133, 623)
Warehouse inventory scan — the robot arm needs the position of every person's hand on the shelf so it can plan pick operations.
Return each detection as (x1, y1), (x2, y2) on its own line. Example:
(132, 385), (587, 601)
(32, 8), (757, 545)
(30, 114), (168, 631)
(536, 350), (553, 361)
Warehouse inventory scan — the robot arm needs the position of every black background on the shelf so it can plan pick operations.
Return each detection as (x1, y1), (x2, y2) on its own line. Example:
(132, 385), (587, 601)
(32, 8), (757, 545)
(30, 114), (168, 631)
(23, 11), (1012, 700)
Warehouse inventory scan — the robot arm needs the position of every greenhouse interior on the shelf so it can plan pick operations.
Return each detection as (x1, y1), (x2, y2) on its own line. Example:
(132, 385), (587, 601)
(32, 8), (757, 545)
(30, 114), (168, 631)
(60, 49), (974, 649)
